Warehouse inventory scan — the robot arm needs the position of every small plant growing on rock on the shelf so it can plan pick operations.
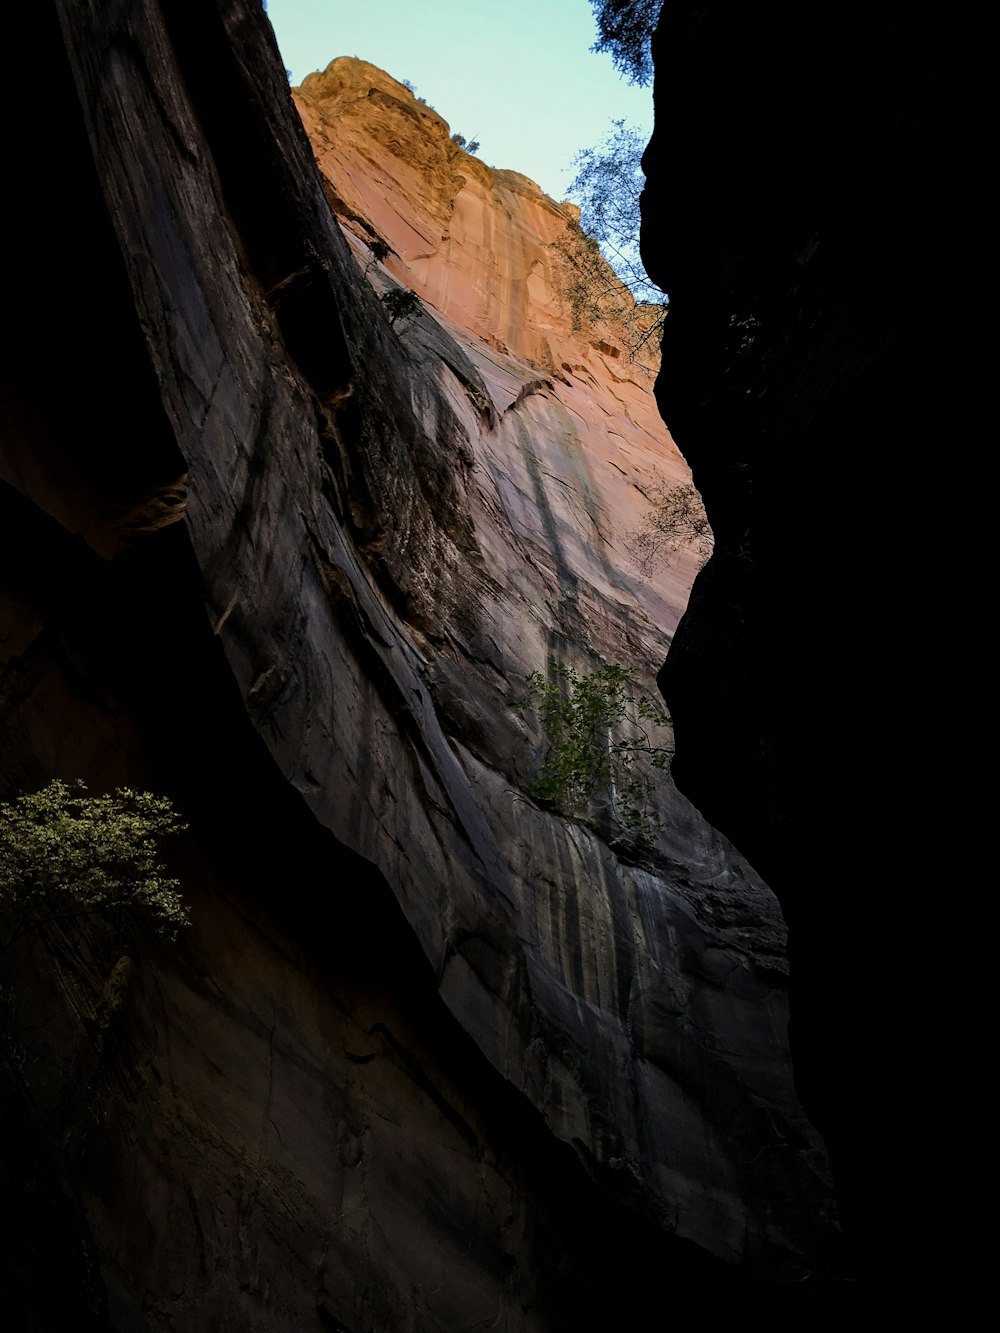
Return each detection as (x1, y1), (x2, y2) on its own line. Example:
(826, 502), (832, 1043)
(517, 663), (672, 843)
(0, 780), (188, 955)
(628, 482), (714, 576)
(557, 119), (667, 365)
(380, 286), (423, 331)
(364, 238), (391, 278)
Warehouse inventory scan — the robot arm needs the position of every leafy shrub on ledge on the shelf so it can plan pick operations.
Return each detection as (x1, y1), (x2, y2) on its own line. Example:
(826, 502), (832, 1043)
(380, 286), (423, 330)
(518, 663), (672, 843)
(451, 133), (481, 154)
(0, 780), (188, 955)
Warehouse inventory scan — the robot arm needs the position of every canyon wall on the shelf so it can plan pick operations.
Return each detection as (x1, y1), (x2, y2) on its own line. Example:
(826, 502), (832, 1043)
(642, 0), (994, 1303)
(2, 4), (841, 1327)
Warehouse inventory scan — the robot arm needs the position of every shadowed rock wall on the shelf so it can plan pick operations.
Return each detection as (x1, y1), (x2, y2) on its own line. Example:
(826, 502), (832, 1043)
(642, 0), (996, 1301)
(2, 2), (843, 1326)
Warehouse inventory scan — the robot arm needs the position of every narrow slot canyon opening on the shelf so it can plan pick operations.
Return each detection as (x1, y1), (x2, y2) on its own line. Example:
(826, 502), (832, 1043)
(10, 1), (980, 1325)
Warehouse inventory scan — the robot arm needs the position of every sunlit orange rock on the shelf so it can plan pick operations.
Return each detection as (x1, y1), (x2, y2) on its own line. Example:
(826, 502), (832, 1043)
(295, 57), (698, 640)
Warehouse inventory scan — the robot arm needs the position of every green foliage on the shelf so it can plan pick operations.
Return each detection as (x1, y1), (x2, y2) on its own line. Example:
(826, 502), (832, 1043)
(568, 121), (653, 297)
(451, 133), (480, 154)
(380, 286), (423, 329)
(588, 0), (661, 85)
(364, 238), (391, 279)
(556, 218), (664, 366)
(559, 119), (667, 363)
(628, 482), (714, 576)
(0, 780), (188, 954)
(518, 663), (672, 843)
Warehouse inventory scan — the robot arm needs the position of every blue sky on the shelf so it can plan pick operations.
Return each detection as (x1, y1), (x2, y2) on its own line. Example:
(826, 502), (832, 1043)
(264, 0), (653, 201)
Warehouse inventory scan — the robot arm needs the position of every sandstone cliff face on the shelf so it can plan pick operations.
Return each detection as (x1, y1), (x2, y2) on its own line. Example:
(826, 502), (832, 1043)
(2, 6), (838, 1329)
(293, 57), (697, 638)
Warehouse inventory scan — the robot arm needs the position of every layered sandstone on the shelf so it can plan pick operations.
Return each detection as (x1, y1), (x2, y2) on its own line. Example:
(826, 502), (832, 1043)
(1, 10), (839, 1330)
(294, 57), (699, 637)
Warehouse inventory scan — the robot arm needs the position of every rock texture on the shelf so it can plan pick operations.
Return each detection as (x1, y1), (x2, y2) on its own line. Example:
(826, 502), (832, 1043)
(642, 0), (996, 1302)
(2, 6), (840, 1328)
(293, 57), (699, 637)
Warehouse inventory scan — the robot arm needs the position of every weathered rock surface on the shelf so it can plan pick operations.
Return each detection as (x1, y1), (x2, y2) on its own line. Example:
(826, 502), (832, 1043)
(2, 5), (840, 1328)
(293, 57), (700, 637)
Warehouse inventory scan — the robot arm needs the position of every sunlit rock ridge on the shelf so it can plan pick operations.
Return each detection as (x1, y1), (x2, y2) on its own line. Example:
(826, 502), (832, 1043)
(1, 12), (837, 1330)
(293, 56), (697, 637)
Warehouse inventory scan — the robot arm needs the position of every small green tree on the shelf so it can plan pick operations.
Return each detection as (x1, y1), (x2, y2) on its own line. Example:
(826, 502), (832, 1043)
(380, 286), (423, 330)
(0, 780), (188, 955)
(364, 237), (392, 280)
(568, 121), (656, 299)
(628, 482), (714, 576)
(368, 238), (390, 266)
(588, 0), (662, 85)
(559, 119), (667, 363)
(451, 133), (480, 154)
(518, 663), (672, 843)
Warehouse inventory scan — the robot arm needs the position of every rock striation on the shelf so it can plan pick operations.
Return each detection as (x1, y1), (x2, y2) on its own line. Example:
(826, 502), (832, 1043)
(292, 56), (699, 638)
(2, 6), (840, 1329)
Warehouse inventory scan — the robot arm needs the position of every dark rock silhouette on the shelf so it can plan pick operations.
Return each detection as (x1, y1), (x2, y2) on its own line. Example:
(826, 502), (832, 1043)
(643, 0), (995, 1306)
